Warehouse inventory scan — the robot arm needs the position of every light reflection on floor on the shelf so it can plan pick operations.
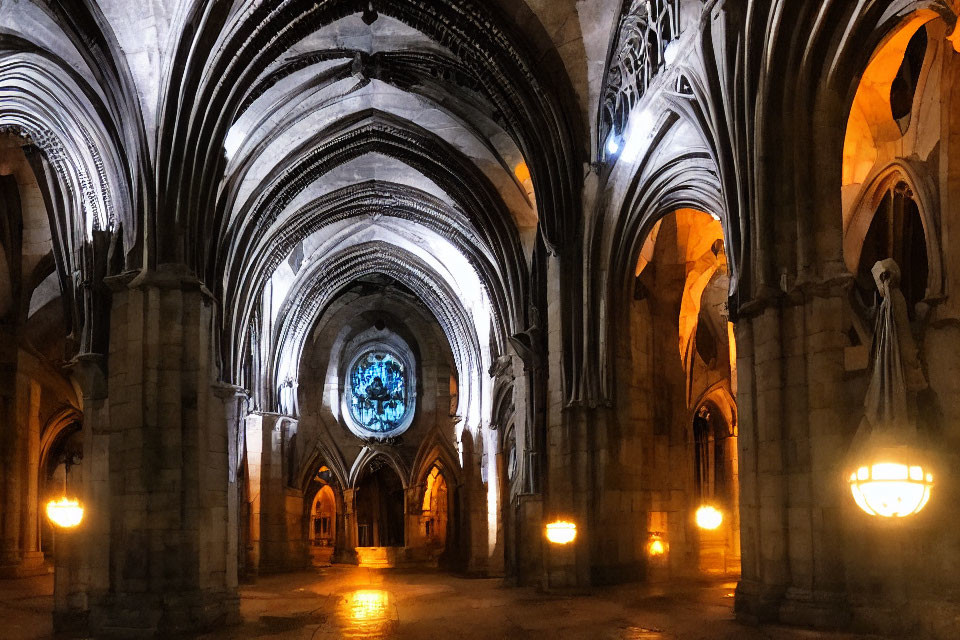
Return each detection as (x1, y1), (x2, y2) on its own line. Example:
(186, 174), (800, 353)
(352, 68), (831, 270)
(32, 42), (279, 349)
(337, 588), (399, 638)
(0, 567), (887, 639)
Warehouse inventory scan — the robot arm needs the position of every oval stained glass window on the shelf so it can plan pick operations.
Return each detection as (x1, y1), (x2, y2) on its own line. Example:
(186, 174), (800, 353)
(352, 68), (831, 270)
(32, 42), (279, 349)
(349, 351), (408, 433)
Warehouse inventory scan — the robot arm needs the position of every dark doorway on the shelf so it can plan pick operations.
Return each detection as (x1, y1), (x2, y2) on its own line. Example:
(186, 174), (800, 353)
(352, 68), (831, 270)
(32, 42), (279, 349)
(356, 463), (405, 547)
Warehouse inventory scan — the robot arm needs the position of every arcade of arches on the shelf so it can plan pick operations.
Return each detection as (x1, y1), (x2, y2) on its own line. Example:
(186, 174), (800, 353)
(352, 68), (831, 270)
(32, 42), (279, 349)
(1, 1), (960, 638)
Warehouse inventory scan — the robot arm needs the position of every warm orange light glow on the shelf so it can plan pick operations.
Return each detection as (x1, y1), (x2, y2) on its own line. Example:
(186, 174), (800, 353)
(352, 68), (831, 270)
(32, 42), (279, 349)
(46, 497), (83, 528)
(514, 162), (531, 182)
(842, 11), (949, 190)
(849, 462), (933, 517)
(647, 536), (666, 557)
(348, 589), (389, 621)
(545, 520), (577, 544)
(695, 505), (723, 530)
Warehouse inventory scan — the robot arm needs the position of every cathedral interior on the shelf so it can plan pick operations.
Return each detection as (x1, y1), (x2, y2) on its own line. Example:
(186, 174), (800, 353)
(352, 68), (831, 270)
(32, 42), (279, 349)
(1, 0), (959, 638)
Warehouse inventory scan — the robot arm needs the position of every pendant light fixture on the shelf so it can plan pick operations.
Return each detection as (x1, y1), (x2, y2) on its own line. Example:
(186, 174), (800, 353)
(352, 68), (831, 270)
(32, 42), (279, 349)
(847, 259), (934, 518)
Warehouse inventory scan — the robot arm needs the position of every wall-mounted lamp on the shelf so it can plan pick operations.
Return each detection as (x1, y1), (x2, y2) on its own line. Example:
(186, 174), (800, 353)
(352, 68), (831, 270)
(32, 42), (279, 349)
(545, 520), (577, 545)
(46, 449), (83, 528)
(695, 505), (723, 530)
(647, 533), (666, 557)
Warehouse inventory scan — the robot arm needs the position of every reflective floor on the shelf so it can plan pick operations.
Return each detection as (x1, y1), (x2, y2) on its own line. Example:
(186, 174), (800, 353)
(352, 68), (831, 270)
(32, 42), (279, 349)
(2, 566), (885, 639)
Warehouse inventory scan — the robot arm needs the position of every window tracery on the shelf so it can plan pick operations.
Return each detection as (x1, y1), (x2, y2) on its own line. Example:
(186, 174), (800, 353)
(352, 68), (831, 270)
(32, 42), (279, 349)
(601, 0), (680, 156)
(853, 181), (928, 322)
(349, 350), (408, 433)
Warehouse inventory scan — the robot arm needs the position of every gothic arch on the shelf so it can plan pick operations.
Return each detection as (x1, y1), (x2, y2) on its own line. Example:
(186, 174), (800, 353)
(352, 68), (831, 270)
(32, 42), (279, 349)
(296, 440), (349, 495)
(843, 160), (942, 299)
(348, 448), (409, 491)
(410, 434), (463, 491)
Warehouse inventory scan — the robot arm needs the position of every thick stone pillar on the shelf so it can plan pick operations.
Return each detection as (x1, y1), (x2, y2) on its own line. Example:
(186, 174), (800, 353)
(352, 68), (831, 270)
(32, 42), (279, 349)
(780, 289), (850, 626)
(735, 304), (789, 621)
(54, 268), (240, 636)
(54, 354), (108, 628)
(542, 254), (591, 589)
(19, 380), (42, 572)
(735, 284), (850, 627)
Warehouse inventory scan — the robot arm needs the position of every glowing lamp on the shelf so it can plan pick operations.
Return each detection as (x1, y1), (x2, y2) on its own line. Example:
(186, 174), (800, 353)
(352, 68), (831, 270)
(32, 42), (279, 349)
(848, 462), (932, 518)
(695, 505), (723, 530)
(46, 497), (83, 528)
(846, 260), (937, 519)
(647, 534), (666, 557)
(545, 520), (577, 545)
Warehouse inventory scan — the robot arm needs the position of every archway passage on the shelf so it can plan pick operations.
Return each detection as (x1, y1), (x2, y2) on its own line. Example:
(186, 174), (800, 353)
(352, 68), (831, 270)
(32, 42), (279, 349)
(632, 209), (740, 579)
(38, 421), (82, 562)
(692, 397), (738, 575)
(356, 463), (405, 549)
(311, 485), (337, 546)
(308, 484), (337, 566)
(420, 465), (449, 551)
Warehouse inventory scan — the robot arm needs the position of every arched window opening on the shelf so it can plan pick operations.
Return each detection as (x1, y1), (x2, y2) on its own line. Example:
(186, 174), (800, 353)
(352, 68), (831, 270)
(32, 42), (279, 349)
(311, 484), (336, 545)
(854, 182), (928, 320)
(421, 466), (448, 547)
(890, 26), (927, 132)
(449, 374), (458, 416)
(694, 311), (718, 366)
(692, 401), (738, 575)
(304, 465), (340, 567)
(693, 406), (729, 504)
(310, 485), (336, 546)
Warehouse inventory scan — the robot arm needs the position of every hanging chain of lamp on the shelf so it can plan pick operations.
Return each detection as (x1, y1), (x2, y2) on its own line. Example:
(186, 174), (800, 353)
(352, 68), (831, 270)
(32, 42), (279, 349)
(847, 259), (934, 518)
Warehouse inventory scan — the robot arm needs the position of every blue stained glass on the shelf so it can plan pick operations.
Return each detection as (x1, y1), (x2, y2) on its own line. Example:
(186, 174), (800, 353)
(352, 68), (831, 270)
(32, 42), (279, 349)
(350, 351), (408, 432)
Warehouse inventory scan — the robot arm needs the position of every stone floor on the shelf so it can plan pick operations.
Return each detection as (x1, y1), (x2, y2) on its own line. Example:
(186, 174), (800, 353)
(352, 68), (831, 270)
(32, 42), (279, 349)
(2, 566), (886, 639)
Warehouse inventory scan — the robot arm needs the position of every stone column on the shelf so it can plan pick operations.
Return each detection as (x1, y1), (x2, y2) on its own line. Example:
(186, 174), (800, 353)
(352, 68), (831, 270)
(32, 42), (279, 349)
(244, 412), (294, 573)
(735, 304), (789, 621)
(542, 254), (591, 589)
(780, 287), (850, 626)
(243, 414), (264, 576)
(341, 487), (358, 561)
(212, 383), (244, 599)
(54, 353), (108, 629)
(0, 323), (23, 572)
(54, 268), (240, 636)
(333, 487), (353, 564)
(0, 327), (46, 577)
(19, 380), (43, 572)
(734, 285), (851, 627)
(461, 428), (490, 575)
(404, 483), (422, 557)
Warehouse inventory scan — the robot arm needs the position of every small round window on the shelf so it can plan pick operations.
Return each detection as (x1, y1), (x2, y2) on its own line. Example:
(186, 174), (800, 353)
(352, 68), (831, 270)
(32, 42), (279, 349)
(349, 351), (408, 433)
